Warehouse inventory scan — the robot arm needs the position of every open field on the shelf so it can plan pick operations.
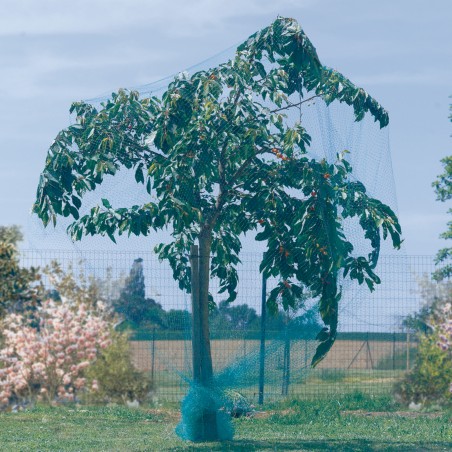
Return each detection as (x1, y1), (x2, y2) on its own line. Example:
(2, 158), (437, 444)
(0, 396), (450, 451)
(130, 338), (416, 402)
(130, 338), (416, 373)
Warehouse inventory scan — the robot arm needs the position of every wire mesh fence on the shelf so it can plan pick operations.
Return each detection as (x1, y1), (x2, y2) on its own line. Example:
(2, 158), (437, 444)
(19, 249), (437, 403)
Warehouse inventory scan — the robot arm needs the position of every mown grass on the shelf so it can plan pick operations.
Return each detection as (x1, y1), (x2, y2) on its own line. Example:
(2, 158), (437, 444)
(0, 395), (450, 451)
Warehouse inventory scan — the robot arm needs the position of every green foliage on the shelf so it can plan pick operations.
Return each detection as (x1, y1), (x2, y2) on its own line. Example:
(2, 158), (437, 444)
(404, 277), (452, 334)
(394, 333), (452, 406)
(114, 258), (146, 324)
(114, 258), (164, 327)
(43, 261), (115, 309)
(33, 17), (401, 366)
(161, 309), (190, 330)
(222, 389), (254, 418)
(433, 154), (452, 203)
(139, 303), (167, 327)
(120, 258), (145, 300)
(396, 278), (452, 406)
(0, 225), (23, 246)
(209, 300), (259, 331)
(0, 226), (42, 319)
(209, 298), (322, 334)
(126, 303), (321, 338)
(116, 308), (189, 333)
(1, 260), (157, 409)
(432, 101), (452, 280)
(403, 305), (433, 334)
(266, 299), (323, 337)
(86, 332), (153, 404)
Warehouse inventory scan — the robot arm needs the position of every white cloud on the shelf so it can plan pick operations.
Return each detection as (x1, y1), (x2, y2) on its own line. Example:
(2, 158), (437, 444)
(0, 46), (169, 99)
(0, 0), (314, 99)
(0, 0), (312, 37)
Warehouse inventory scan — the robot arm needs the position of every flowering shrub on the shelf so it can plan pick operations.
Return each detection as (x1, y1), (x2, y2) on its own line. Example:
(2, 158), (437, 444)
(394, 332), (452, 406)
(435, 302), (452, 352)
(0, 300), (111, 408)
(395, 283), (452, 407)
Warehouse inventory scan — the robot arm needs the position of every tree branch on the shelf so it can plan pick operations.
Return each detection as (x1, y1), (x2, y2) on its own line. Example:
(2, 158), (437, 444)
(271, 94), (322, 114)
(230, 145), (276, 184)
(207, 87), (244, 229)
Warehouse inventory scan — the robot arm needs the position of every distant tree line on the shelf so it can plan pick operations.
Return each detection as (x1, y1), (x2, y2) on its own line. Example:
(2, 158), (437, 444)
(114, 258), (322, 335)
(0, 225), (42, 322)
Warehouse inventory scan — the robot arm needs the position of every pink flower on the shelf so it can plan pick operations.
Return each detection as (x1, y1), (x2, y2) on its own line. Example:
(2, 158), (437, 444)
(0, 299), (112, 409)
(74, 378), (86, 389)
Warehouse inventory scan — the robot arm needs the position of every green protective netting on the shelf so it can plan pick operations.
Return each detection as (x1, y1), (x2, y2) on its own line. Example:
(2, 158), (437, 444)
(170, 293), (321, 441)
(27, 17), (404, 442)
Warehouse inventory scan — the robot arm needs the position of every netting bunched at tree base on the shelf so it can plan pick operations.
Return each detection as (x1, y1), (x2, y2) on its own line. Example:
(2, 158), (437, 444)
(32, 17), (402, 442)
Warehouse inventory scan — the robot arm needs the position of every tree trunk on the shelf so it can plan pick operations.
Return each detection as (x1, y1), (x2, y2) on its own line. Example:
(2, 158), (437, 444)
(189, 230), (218, 441)
(198, 229), (214, 388)
(190, 245), (202, 382)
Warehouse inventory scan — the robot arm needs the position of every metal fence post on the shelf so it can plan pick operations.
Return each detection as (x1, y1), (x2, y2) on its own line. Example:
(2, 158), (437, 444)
(258, 258), (267, 405)
(406, 331), (410, 370)
(151, 326), (156, 382)
(392, 332), (396, 371)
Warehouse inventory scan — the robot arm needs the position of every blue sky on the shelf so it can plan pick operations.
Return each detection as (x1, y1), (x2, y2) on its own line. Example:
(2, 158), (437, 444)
(0, 0), (451, 255)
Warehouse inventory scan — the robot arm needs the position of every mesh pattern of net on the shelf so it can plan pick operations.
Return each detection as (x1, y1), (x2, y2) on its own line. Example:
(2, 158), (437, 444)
(28, 17), (403, 441)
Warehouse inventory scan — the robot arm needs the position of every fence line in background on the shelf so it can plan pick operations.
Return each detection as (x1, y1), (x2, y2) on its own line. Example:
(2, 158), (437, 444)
(19, 250), (439, 402)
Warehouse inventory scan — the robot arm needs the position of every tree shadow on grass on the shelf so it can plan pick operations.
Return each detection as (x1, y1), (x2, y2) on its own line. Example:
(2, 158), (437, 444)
(168, 438), (452, 452)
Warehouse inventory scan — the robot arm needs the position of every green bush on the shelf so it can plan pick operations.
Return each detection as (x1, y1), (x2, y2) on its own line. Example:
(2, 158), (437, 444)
(393, 332), (452, 407)
(86, 332), (153, 404)
(222, 389), (254, 418)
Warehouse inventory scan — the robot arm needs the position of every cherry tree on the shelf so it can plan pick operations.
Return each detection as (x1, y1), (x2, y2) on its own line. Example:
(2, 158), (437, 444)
(33, 17), (401, 439)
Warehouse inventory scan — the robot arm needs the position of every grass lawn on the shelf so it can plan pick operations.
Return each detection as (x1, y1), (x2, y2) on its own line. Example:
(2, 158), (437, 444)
(151, 369), (407, 404)
(0, 396), (450, 451)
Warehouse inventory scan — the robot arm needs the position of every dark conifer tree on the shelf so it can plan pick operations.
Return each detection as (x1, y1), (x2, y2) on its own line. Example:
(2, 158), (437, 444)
(115, 258), (149, 325)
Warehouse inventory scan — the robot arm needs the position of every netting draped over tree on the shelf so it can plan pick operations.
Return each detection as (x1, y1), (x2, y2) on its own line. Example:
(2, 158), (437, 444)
(31, 17), (401, 441)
